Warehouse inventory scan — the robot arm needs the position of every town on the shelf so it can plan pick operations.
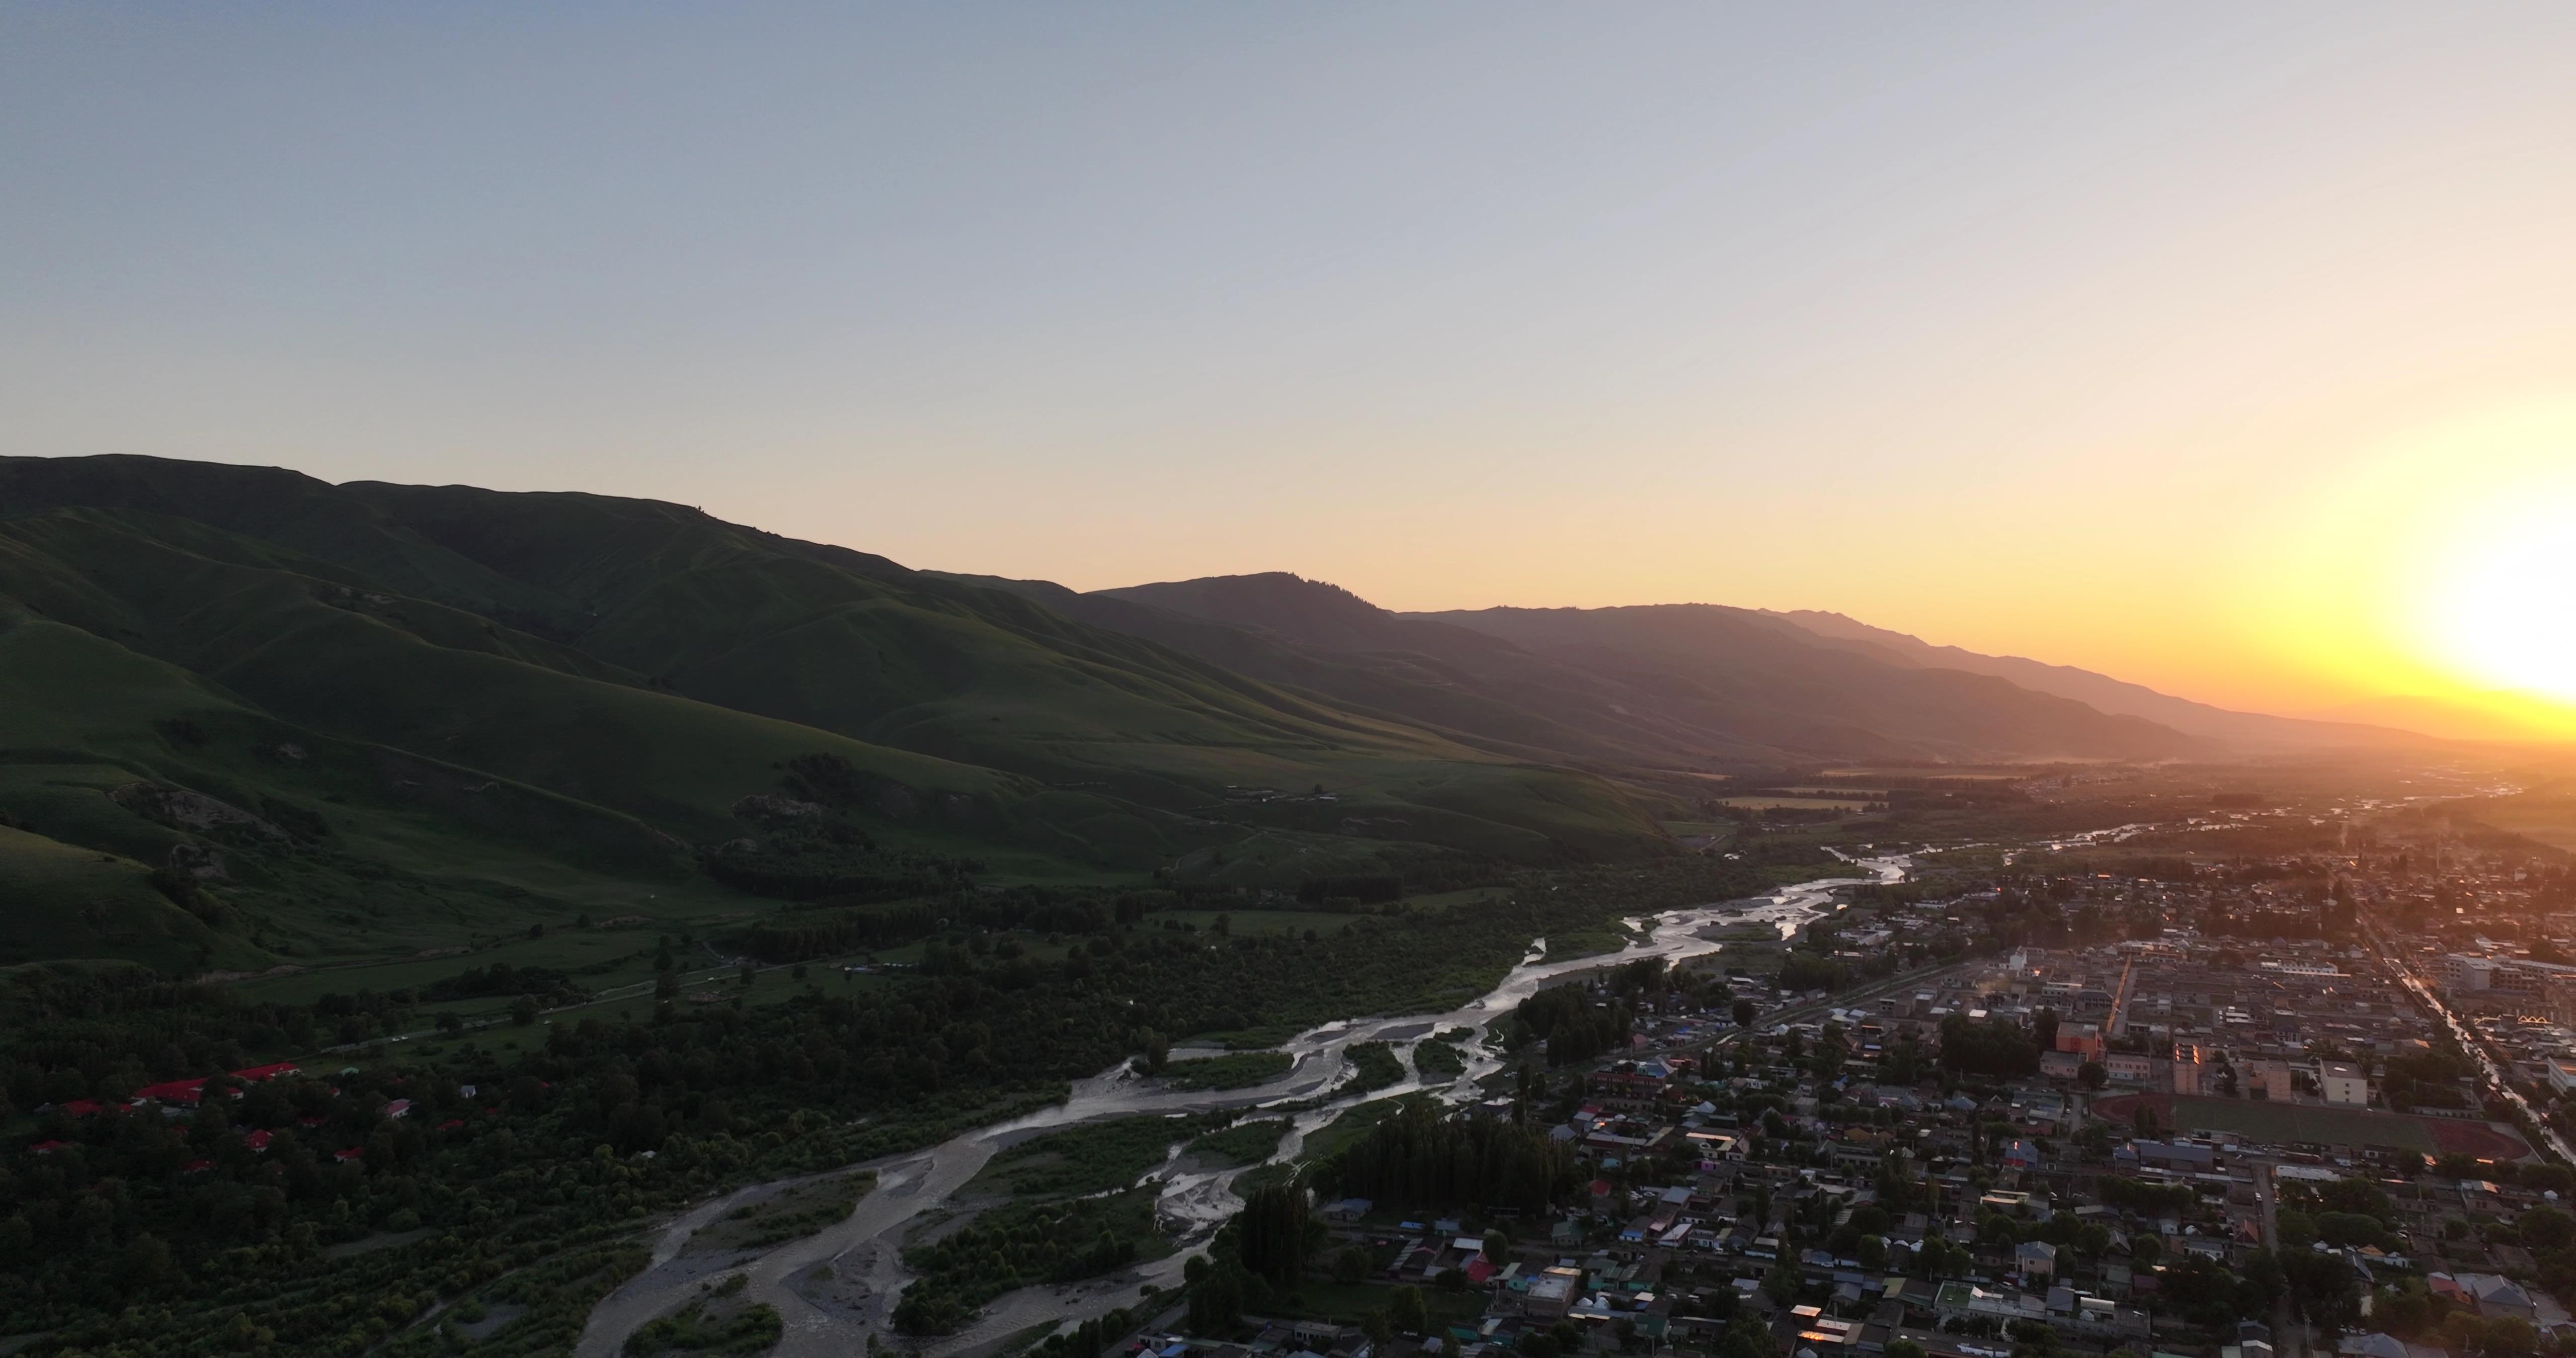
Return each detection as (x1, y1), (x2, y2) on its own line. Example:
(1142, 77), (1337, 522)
(1120, 825), (2576, 1358)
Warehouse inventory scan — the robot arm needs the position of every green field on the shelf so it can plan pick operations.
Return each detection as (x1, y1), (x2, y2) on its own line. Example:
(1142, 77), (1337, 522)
(2165, 1096), (2441, 1154)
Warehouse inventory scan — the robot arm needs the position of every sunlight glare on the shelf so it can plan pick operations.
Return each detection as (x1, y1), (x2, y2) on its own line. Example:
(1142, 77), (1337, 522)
(2422, 486), (2576, 702)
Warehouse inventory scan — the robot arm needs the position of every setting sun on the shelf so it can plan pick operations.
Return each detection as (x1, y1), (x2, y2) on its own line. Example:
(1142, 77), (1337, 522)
(2426, 491), (2576, 704)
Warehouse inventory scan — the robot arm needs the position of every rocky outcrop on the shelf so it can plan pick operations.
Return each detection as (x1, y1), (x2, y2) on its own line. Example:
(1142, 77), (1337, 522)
(109, 782), (285, 839)
(730, 794), (828, 828)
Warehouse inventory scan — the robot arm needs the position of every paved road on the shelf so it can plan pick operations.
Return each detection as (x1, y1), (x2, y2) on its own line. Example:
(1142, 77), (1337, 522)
(2251, 1159), (2302, 1358)
(2362, 917), (2576, 1166)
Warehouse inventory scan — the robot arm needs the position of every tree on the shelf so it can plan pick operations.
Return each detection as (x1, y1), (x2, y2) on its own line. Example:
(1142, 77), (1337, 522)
(1763, 1262), (1799, 1305)
(1390, 1285), (1428, 1335)
(1333, 1246), (1372, 1284)
(2478, 1317), (2538, 1358)
(2281, 1247), (2361, 1338)
(2520, 1206), (2576, 1250)
(2076, 1061), (2107, 1090)
(509, 995), (540, 1026)
(1236, 1183), (1308, 1287)
(1812, 1026), (1850, 1083)
(1886, 1342), (1927, 1358)
(1139, 1029), (1170, 1074)
(121, 1232), (172, 1284)
(1733, 999), (1758, 1027)
(1718, 1311), (1775, 1358)
(1186, 1264), (1242, 1335)
(2008, 1318), (2062, 1358)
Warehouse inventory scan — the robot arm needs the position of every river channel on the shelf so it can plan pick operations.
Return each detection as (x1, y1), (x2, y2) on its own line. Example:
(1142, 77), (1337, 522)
(572, 855), (1908, 1358)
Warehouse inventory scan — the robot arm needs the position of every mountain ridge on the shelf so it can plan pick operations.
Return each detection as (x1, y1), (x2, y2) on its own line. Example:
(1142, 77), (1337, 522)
(1081, 571), (2200, 764)
(1758, 608), (2444, 750)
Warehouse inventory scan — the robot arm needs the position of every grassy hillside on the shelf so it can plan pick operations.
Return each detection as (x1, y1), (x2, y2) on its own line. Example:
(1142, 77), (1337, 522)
(0, 456), (1678, 977)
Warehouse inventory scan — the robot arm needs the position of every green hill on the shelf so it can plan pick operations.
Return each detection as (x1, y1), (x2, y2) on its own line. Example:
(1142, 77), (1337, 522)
(0, 456), (1674, 976)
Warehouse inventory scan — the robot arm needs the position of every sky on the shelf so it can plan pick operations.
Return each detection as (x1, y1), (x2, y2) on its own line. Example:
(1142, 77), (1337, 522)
(6, 4), (2576, 734)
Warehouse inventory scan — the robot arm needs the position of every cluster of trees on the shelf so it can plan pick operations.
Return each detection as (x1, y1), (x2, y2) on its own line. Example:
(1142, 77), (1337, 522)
(1777, 952), (1847, 994)
(2381, 1049), (2477, 1113)
(1514, 983), (1632, 1067)
(1185, 1182), (1325, 1334)
(1322, 1103), (1575, 1214)
(1935, 1013), (2039, 1077)
(0, 964), (446, 1114)
(739, 904), (938, 964)
(420, 962), (585, 1005)
(2096, 1176), (2195, 1216)
(1038, 1304), (1145, 1358)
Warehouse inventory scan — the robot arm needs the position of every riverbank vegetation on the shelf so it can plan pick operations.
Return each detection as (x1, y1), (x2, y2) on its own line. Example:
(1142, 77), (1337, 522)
(893, 1189), (1166, 1335)
(1161, 1051), (1294, 1089)
(1186, 1118), (1287, 1167)
(1341, 1042), (1404, 1095)
(688, 1171), (874, 1254)
(1411, 1031), (1468, 1081)
(978, 1116), (1189, 1199)
(622, 1285), (782, 1356)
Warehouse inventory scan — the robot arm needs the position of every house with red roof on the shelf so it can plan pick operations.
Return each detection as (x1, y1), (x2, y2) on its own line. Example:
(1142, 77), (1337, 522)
(130, 1078), (208, 1107)
(245, 1130), (274, 1152)
(229, 1063), (299, 1082)
(29, 1140), (66, 1155)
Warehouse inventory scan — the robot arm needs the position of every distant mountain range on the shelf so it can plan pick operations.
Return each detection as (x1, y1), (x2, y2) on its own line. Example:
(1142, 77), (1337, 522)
(956, 570), (2433, 766)
(1753, 609), (2434, 751)
(0, 455), (2448, 971)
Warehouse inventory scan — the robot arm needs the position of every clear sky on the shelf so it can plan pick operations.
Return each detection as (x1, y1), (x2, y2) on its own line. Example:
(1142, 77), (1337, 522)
(7, 4), (2576, 732)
